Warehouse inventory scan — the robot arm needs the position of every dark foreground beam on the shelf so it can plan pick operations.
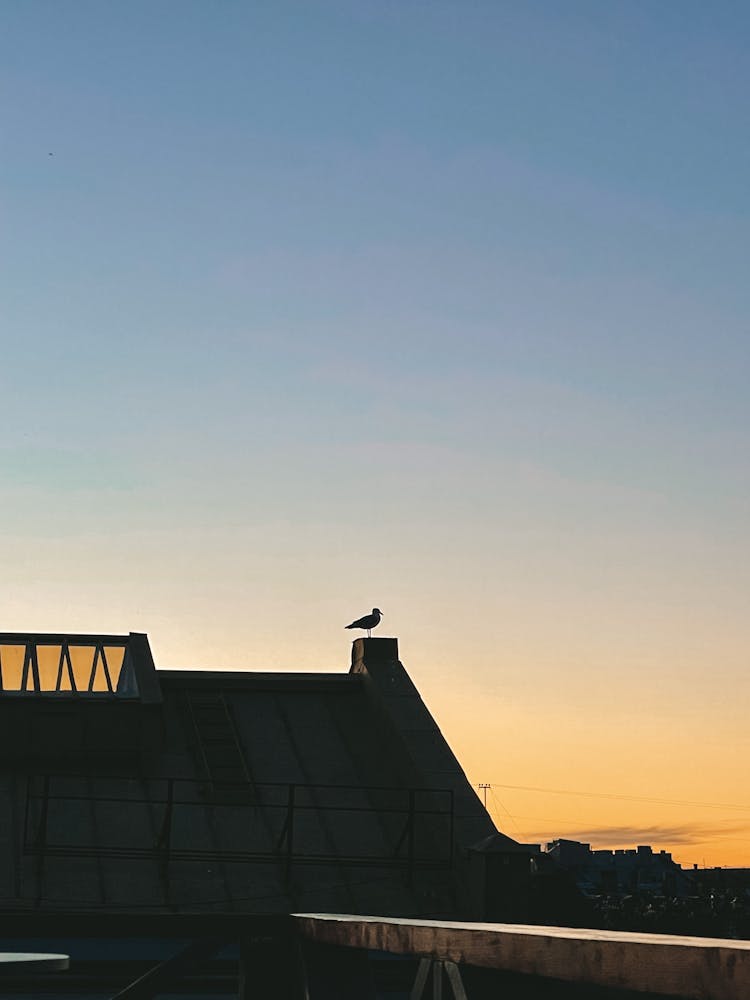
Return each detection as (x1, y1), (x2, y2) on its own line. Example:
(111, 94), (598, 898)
(297, 940), (376, 1000)
(111, 940), (223, 1000)
(0, 912), (288, 938)
(293, 913), (750, 1000)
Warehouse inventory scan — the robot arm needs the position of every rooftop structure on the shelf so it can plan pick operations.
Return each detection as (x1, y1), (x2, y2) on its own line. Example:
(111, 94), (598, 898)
(0, 632), (495, 919)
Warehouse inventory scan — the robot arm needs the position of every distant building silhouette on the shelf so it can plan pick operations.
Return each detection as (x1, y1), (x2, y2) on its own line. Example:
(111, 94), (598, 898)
(546, 838), (694, 898)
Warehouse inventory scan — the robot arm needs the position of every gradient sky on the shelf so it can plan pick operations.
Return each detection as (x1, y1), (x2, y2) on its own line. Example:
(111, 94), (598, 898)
(2, 1), (749, 866)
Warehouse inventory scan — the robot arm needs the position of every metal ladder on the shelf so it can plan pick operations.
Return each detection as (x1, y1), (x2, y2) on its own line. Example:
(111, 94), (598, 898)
(186, 693), (254, 802)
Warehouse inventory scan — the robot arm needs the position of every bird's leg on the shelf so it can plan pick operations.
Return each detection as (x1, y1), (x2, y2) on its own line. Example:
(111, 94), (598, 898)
(367, 629), (371, 638)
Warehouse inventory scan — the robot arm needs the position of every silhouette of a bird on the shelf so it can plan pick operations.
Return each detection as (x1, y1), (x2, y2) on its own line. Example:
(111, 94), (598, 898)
(345, 608), (383, 638)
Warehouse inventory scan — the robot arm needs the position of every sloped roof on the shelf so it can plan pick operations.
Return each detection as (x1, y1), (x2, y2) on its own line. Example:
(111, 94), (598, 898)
(0, 636), (495, 920)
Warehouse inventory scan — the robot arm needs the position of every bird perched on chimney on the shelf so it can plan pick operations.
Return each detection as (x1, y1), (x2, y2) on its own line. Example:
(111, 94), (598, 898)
(345, 608), (382, 638)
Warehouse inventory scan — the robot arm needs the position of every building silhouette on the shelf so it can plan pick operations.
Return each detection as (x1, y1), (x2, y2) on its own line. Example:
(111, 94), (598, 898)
(0, 630), (506, 994)
(545, 839), (693, 899)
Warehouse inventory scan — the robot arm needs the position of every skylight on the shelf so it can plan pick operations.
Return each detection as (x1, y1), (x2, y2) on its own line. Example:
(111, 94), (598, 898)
(0, 635), (138, 696)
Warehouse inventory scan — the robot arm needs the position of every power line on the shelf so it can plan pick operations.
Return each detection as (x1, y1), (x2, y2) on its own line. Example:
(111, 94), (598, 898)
(484, 783), (750, 813)
(489, 786), (527, 843)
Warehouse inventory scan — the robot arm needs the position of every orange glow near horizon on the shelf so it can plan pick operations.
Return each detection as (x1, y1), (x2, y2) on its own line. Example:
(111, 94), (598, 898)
(428, 683), (750, 870)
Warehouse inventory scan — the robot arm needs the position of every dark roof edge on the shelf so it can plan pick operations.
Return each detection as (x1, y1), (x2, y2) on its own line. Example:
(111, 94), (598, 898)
(350, 638), (496, 844)
(156, 670), (359, 691)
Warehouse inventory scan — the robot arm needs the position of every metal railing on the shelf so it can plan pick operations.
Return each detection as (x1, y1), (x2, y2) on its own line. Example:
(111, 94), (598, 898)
(23, 773), (454, 880)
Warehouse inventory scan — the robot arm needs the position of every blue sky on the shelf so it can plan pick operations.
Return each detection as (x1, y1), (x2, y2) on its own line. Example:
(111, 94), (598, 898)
(2, 1), (750, 861)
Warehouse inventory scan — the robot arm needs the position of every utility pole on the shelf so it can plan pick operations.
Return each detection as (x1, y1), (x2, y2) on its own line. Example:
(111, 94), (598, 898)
(478, 783), (491, 808)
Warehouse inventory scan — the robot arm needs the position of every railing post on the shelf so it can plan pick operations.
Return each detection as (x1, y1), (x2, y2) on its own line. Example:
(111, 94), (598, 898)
(285, 784), (296, 884)
(447, 790), (454, 867)
(158, 778), (174, 851)
(36, 774), (50, 849)
(156, 778), (174, 896)
(32, 773), (51, 904)
(407, 788), (416, 886)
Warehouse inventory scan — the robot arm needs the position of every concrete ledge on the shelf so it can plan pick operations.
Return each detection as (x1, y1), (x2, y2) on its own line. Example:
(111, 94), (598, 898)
(293, 913), (750, 999)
